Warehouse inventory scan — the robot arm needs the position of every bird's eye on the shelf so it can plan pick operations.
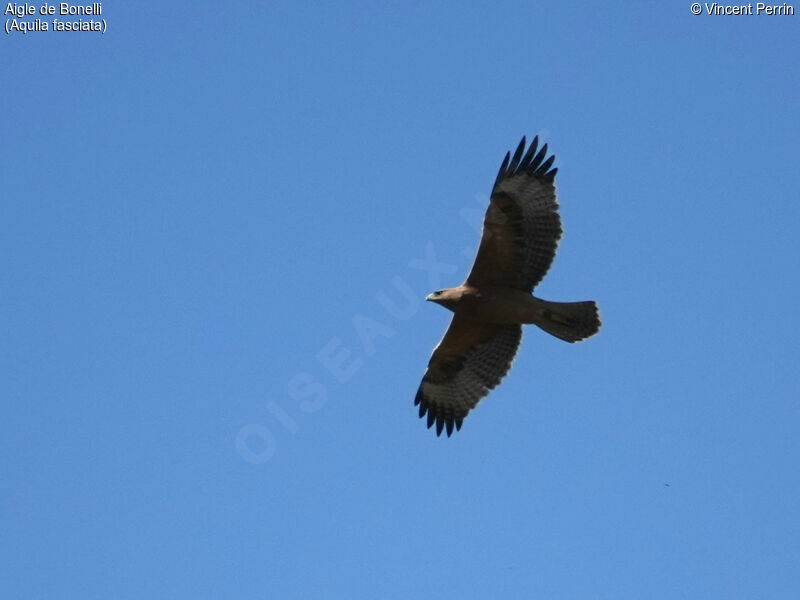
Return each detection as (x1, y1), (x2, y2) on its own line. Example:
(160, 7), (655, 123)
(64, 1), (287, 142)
(434, 290), (442, 296)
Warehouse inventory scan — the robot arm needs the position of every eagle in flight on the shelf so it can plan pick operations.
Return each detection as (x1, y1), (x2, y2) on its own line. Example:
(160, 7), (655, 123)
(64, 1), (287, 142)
(415, 136), (601, 436)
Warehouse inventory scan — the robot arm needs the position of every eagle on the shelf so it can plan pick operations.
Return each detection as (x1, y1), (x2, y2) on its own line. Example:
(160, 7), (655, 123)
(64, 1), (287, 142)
(415, 136), (601, 436)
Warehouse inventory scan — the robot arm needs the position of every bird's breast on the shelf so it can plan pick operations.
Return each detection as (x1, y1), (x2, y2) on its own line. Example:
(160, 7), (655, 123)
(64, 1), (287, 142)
(454, 286), (535, 325)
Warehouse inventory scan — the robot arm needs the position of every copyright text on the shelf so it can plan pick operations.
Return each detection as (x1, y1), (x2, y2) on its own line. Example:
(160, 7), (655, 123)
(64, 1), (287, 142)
(690, 2), (795, 14)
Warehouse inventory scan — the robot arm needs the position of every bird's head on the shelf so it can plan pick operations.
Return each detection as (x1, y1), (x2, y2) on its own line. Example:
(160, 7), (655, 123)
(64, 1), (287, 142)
(426, 290), (444, 302)
(426, 288), (460, 311)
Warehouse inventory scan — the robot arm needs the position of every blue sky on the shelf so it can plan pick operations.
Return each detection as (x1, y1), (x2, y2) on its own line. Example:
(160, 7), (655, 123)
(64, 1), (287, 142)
(2, 2), (799, 598)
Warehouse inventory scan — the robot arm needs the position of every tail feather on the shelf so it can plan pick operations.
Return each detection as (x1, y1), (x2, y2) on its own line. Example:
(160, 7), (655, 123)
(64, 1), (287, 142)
(531, 299), (601, 343)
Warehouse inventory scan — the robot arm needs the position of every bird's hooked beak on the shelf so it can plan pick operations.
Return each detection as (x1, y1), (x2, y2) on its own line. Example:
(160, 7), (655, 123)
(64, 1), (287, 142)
(425, 293), (435, 302)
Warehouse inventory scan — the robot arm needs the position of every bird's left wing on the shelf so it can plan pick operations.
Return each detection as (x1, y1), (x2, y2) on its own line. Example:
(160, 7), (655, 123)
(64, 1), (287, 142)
(415, 315), (522, 436)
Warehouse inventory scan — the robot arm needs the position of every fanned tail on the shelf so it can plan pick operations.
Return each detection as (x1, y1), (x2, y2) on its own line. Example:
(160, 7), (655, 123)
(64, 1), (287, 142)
(530, 299), (601, 343)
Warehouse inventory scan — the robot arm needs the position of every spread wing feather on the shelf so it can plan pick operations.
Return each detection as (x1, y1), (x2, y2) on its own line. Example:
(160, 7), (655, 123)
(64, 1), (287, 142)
(414, 316), (522, 437)
(467, 136), (561, 292)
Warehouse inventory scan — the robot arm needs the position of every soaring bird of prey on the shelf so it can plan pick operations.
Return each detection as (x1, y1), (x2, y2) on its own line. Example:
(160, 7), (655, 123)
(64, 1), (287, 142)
(415, 136), (601, 436)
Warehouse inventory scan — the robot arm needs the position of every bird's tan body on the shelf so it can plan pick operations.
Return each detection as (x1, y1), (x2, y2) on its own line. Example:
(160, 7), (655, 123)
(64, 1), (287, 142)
(432, 285), (543, 325)
(429, 284), (599, 343)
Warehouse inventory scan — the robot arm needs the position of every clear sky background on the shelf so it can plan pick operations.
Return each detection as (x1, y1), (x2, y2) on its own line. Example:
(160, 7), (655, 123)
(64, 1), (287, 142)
(2, 2), (799, 598)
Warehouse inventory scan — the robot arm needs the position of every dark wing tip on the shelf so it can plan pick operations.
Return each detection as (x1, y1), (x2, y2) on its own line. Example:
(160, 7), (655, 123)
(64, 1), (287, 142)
(414, 388), (423, 406)
(495, 135), (558, 187)
(519, 135), (539, 170)
(534, 154), (556, 178)
(507, 136), (526, 173)
(494, 151), (511, 188)
(530, 143), (548, 171)
(414, 389), (465, 438)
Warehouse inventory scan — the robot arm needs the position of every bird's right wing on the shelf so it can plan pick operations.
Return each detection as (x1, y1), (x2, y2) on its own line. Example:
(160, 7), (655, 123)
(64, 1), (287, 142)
(415, 315), (522, 437)
(466, 136), (562, 293)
